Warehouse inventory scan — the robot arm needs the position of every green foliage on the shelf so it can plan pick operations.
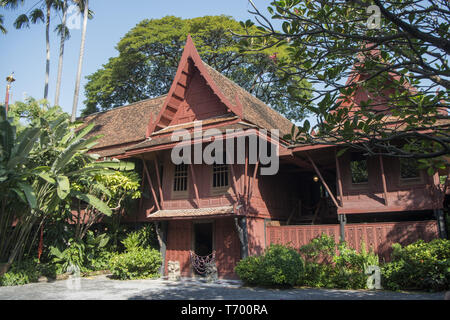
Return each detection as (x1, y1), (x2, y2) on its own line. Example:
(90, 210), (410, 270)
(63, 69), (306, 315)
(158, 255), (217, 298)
(82, 15), (311, 122)
(0, 260), (40, 286)
(382, 239), (450, 292)
(50, 240), (85, 274)
(235, 244), (304, 287)
(244, 1), (449, 164)
(84, 231), (112, 271)
(109, 248), (162, 280)
(121, 225), (158, 251)
(298, 234), (379, 289)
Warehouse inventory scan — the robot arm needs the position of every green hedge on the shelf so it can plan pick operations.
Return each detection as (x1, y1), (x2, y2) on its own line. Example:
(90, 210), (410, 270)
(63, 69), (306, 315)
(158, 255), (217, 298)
(235, 244), (304, 287)
(109, 248), (162, 280)
(382, 239), (450, 292)
(299, 234), (379, 289)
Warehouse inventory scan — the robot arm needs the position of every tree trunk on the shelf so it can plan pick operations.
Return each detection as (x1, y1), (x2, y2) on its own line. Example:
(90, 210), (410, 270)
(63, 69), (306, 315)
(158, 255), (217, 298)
(54, 0), (68, 106)
(44, 4), (51, 100)
(71, 0), (89, 122)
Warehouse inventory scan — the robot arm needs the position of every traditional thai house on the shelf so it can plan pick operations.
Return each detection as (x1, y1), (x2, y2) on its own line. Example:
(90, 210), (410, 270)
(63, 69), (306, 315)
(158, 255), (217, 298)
(82, 36), (447, 279)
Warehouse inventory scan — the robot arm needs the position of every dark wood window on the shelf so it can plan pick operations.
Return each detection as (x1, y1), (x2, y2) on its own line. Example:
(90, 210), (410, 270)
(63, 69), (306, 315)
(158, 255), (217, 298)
(350, 153), (368, 184)
(213, 164), (229, 188)
(173, 164), (188, 192)
(400, 158), (420, 179)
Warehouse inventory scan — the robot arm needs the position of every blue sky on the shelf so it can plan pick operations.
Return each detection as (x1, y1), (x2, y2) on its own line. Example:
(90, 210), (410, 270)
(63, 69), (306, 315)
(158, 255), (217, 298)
(0, 0), (271, 117)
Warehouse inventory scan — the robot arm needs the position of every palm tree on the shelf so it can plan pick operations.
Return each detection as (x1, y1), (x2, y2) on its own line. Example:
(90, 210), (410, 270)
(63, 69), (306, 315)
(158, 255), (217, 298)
(4, 0), (59, 100)
(54, 0), (68, 106)
(71, 0), (88, 122)
(0, 15), (7, 34)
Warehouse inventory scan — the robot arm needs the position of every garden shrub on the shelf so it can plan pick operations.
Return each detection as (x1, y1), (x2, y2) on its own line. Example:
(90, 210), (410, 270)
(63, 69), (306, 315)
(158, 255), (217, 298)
(121, 225), (159, 252)
(298, 234), (379, 290)
(235, 244), (304, 287)
(0, 260), (40, 286)
(382, 239), (450, 292)
(50, 240), (86, 274)
(109, 248), (162, 280)
(84, 231), (112, 271)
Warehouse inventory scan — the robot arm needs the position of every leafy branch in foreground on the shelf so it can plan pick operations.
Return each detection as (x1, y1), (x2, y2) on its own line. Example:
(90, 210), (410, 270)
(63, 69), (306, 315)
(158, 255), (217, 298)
(238, 0), (449, 166)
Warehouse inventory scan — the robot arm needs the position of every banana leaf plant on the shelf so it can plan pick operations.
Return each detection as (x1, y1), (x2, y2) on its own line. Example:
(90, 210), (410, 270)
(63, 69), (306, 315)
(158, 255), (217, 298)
(0, 105), (41, 269)
(0, 103), (135, 273)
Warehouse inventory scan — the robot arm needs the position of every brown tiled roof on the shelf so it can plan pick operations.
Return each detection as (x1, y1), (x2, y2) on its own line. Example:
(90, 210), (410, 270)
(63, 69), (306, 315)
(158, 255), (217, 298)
(81, 96), (166, 150)
(147, 206), (234, 220)
(202, 62), (295, 137)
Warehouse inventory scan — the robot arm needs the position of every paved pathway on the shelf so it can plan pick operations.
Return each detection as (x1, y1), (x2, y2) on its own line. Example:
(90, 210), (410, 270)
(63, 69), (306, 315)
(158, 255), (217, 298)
(0, 275), (445, 300)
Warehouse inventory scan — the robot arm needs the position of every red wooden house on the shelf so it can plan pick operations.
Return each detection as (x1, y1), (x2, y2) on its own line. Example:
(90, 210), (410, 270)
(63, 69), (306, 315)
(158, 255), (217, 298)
(82, 36), (447, 279)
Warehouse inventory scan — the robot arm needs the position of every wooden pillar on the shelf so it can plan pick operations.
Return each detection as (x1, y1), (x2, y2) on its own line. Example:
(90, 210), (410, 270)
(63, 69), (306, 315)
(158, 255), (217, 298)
(307, 153), (340, 208)
(153, 157), (164, 210)
(335, 148), (344, 207)
(139, 163), (146, 217)
(435, 209), (448, 239)
(379, 155), (389, 206)
(143, 159), (161, 211)
(244, 148), (249, 206)
(189, 164), (200, 208)
(227, 152), (241, 202)
(338, 214), (347, 243)
(248, 161), (259, 204)
(234, 216), (248, 259)
(154, 221), (168, 276)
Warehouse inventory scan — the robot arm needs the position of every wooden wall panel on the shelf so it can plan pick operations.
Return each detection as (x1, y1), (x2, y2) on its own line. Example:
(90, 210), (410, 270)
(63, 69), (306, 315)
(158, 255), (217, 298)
(266, 220), (439, 261)
(165, 220), (192, 277)
(214, 218), (241, 279)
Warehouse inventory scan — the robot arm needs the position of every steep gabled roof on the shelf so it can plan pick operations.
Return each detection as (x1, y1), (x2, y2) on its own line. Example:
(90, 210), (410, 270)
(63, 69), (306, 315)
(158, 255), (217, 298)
(147, 35), (295, 138)
(81, 36), (296, 156)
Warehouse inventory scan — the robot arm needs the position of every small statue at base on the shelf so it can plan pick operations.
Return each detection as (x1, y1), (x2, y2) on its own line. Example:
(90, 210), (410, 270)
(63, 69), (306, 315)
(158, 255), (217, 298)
(168, 261), (181, 281)
(205, 262), (218, 282)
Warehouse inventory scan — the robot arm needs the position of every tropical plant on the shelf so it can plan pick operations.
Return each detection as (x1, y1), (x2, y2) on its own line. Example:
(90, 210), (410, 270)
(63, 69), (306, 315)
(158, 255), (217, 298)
(0, 104), (41, 267)
(54, 0), (69, 106)
(120, 225), (158, 252)
(2, 0), (60, 99)
(70, 168), (140, 241)
(1, 0), (93, 103)
(81, 15), (312, 122)
(1, 99), (135, 272)
(0, 14), (6, 34)
(71, 0), (89, 122)
(49, 239), (85, 273)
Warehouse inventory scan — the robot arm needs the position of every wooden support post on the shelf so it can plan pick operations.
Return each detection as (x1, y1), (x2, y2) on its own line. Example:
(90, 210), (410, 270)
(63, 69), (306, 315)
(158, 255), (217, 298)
(143, 159), (161, 211)
(226, 152), (241, 202)
(154, 221), (168, 276)
(244, 148), (249, 206)
(189, 164), (200, 208)
(435, 209), (448, 239)
(248, 161), (259, 204)
(139, 163), (146, 216)
(153, 157), (164, 209)
(338, 214), (347, 243)
(234, 216), (248, 259)
(307, 154), (340, 208)
(335, 148), (344, 207)
(379, 155), (389, 206)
